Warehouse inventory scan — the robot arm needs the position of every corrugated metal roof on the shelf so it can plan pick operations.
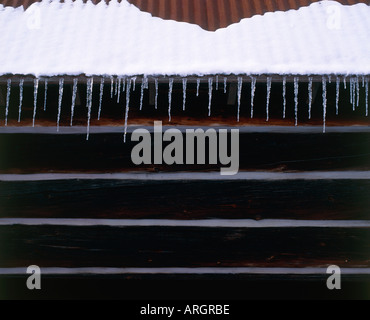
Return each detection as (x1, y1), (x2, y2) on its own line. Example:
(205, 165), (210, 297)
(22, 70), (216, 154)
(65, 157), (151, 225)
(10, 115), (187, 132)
(0, 0), (368, 31)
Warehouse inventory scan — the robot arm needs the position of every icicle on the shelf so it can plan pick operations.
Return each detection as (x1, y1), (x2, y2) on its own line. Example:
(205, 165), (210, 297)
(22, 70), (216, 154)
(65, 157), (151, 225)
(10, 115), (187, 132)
(168, 78), (174, 122)
(57, 78), (64, 132)
(215, 75), (219, 91)
(70, 78), (78, 126)
(224, 77), (227, 94)
(154, 78), (158, 110)
(352, 77), (356, 110)
(110, 76), (114, 98)
(343, 76), (347, 89)
(237, 77), (243, 122)
(98, 78), (104, 120)
(294, 77), (299, 126)
(5, 79), (11, 126)
(322, 77), (327, 133)
(282, 76), (287, 119)
(328, 75), (332, 84)
(131, 77), (137, 91)
(349, 77), (353, 105)
(356, 76), (360, 108)
(18, 78), (24, 123)
(124, 78), (132, 143)
(208, 77), (213, 117)
(117, 77), (121, 103)
(139, 77), (145, 111)
(266, 77), (272, 122)
(362, 76), (365, 88)
(114, 77), (118, 96)
(32, 78), (39, 127)
(366, 77), (368, 117)
(43, 79), (48, 111)
(121, 77), (126, 92)
(86, 78), (93, 140)
(144, 76), (149, 89)
(250, 76), (256, 118)
(308, 77), (313, 119)
(196, 78), (200, 97)
(335, 77), (340, 115)
(182, 78), (187, 111)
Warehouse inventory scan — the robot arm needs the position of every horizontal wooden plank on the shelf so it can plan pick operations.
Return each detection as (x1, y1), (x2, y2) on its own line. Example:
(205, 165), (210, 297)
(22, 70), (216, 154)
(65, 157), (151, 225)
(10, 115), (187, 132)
(0, 132), (370, 173)
(1, 275), (370, 300)
(1, 179), (369, 220)
(1, 226), (369, 268)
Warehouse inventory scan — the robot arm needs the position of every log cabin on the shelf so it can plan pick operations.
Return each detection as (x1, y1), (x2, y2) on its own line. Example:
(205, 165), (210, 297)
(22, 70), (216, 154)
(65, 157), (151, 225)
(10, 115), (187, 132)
(0, 0), (369, 300)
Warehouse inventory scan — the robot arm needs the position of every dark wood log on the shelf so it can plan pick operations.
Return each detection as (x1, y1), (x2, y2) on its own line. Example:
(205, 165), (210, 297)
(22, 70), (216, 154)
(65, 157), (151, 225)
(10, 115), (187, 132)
(1, 274), (370, 300)
(1, 179), (370, 220)
(0, 132), (370, 173)
(1, 226), (369, 268)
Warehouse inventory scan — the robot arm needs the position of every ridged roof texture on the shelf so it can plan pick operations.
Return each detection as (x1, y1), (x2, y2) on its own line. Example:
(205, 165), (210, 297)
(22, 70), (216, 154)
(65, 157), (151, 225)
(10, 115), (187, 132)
(0, 0), (368, 31)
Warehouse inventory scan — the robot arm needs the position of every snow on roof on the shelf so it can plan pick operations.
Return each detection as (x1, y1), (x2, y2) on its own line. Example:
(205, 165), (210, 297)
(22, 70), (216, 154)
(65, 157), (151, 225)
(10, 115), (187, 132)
(0, 0), (369, 77)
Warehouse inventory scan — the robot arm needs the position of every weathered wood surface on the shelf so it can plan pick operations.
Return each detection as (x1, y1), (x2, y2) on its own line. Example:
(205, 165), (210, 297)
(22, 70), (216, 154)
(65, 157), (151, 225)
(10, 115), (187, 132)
(1, 179), (370, 220)
(0, 132), (370, 173)
(2, 274), (369, 300)
(1, 226), (369, 268)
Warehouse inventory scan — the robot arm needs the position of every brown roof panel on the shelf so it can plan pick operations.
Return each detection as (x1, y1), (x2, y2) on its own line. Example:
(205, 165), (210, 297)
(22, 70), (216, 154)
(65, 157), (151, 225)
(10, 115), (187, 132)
(0, 0), (368, 30)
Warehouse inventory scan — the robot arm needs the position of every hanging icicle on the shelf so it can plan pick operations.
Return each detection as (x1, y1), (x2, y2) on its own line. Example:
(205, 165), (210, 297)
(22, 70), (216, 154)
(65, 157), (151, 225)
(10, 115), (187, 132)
(294, 77), (299, 126)
(124, 78), (132, 143)
(250, 76), (256, 118)
(282, 76), (287, 119)
(18, 78), (24, 123)
(266, 77), (272, 122)
(365, 77), (368, 117)
(114, 77), (118, 96)
(224, 77), (227, 94)
(208, 77), (213, 117)
(308, 77), (313, 120)
(215, 75), (219, 91)
(32, 78), (39, 127)
(57, 78), (64, 132)
(70, 78), (78, 126)
(168, 78), (174, 122)
(122, 76), (126, 92)
(343, 76), (347, 89)
(86, 78), (94, 140)
(43, 78), (48, 111)
(139, 77), (145, 111)
(356, 76), (360, 108)
(131, 77), (137, 91)
(110, 76), (114, 98)
(237, 77), (243, 122)
(196, 78), (200, 97)
(154, 78), (159, 110)
(98, 77), (104, 120)
(117, 77), (121, 103)
(322, 77), (327, 133)
(182, 78), (187, 111)
(5, 79), (11, 126)
(335, 77), (340, 116)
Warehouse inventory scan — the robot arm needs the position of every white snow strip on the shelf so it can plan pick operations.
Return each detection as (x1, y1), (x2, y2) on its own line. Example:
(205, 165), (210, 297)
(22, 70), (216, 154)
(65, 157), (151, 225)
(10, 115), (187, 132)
(0, 218), (369, 228)
(1, 171), (370, 181)
(0, 267), (369, 275)
(0, 1), (369, 76)
(0, 125), (370, 134)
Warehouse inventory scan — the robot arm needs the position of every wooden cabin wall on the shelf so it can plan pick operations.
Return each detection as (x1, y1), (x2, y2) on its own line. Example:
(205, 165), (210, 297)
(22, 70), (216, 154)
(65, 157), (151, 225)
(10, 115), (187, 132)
(0, 78), (369, 300)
